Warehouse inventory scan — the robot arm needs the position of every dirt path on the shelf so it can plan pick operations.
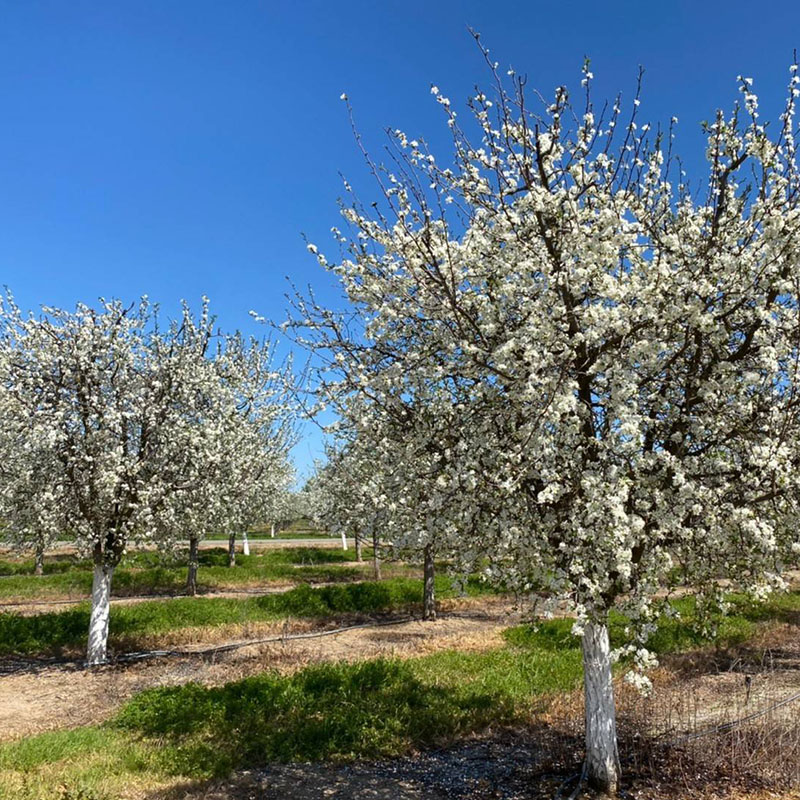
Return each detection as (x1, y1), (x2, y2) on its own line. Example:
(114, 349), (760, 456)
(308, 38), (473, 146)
(0, 582), (323, 615)
(0, 599), (520, 742)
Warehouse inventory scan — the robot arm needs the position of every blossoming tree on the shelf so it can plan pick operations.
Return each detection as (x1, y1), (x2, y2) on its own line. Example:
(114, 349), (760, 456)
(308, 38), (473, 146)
(293, 50), (800, 794)
(165, 328), (296, 591)
(0, 296), (286, 665)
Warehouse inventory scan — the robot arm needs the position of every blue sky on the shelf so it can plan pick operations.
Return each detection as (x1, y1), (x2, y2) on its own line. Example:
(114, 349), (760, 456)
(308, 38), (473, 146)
(1, 0), (797, 480)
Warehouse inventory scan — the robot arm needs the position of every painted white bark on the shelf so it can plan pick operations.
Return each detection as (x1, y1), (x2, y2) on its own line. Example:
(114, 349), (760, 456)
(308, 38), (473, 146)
(270, 523), (275, 538)
(87, 561), (114, 666)
(422, 543), (436, 621)
(34, 545), (44, 576)
(186, 535), (199, 596)
(582, 619), (620, 795)
(242, 532), (250, 556)
(340, 531), (348, 550)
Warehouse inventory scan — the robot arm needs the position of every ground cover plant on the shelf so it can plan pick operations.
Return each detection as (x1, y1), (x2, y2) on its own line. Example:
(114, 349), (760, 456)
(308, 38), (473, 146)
(0, 547), (399, 602)
(0, 590), (796, 799)
(0, 575), (494, 657)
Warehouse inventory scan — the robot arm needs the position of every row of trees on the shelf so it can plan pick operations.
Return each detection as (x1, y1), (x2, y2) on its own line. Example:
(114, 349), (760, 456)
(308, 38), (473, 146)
(292, 52), (800, 794)
(0, 296), (296, 664)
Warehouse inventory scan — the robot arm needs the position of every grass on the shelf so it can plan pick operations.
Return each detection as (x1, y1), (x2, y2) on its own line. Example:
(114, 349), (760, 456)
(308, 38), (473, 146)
(0, 547), (398, 602)
(0, 574), (493, 657)
(204, 531), (333, 541)
(3, 590), (797, 799)
(0, 621), (587, 799)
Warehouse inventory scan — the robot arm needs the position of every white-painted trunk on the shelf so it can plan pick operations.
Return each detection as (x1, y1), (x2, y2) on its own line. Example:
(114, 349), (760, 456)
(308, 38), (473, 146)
(582, 619), (620, 795)
(34, 545), (44, 576)
(87, 561), (114, 666)
(355, 532), (363, 562)
(242, 533), (250, 556)
(422, 544), (436, 621)
(270, 523), (275, 538)
(340, 531), (348, 550)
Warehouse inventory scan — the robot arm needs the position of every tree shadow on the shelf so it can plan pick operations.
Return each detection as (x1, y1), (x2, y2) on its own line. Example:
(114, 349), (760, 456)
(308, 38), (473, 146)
(116, 658), (524, 781)
(142, 726), (585, 800)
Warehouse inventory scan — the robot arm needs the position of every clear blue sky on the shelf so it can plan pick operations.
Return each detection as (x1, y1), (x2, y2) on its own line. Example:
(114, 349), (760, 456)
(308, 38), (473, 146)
(1, 0), (797, 480)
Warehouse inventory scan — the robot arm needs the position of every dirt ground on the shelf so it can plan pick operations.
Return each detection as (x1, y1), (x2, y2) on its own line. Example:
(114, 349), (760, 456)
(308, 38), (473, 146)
(140, 623), (800, 800)
(0, 598), (519, 741)
(145, 724), (800, 800)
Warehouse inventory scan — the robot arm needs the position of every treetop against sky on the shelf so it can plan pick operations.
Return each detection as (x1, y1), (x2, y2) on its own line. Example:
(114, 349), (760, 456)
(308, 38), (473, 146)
(0, 0), (797, 476)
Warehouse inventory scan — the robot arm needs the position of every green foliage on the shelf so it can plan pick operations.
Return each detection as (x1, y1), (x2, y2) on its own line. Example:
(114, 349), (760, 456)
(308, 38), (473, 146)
(0, 576), (485, 656)
(0, 607), (91, 655)
(0, 729), (119, 772)
(0, 547), (369, 601)
(1, 592), (797, 799)
(0, 556), (82, 577)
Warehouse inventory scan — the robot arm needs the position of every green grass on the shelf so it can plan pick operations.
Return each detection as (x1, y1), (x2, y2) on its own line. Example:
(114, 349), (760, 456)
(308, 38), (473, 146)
(0, 547), (383, 602)
(4, 591), (797, 799)
(0, 555), (82, 577)
(204, 531), (333, 540)
(0, 619), (590, 799)
(0, 575), (492, 657)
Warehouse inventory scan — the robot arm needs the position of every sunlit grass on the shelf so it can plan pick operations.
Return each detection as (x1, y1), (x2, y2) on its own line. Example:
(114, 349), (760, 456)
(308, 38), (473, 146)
(0, 574), (494, 657)
(0, 546), (397, 601)
(3, 590), (797, 799)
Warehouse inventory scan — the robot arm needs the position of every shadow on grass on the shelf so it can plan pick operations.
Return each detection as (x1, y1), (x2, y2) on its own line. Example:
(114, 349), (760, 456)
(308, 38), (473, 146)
(115, 658), (520, 779)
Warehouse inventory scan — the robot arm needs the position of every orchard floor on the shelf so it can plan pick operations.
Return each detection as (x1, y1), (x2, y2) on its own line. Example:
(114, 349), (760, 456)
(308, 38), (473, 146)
(0, 597), (518, 741)
(148, 737), (800, 800)
(0, 581), (365, 616)
(143, 622), (800, 800)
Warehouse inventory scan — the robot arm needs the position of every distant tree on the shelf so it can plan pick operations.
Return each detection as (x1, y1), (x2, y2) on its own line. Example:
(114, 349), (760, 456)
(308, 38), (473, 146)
(161, 327), (296, 583)
(0, 296), (278, 665)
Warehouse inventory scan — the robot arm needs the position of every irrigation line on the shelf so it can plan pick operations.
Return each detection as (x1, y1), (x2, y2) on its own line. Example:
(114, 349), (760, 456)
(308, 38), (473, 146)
(115, 614), (418, 663)
(0, 612), (432, 674)
(0, 586), (296, 609)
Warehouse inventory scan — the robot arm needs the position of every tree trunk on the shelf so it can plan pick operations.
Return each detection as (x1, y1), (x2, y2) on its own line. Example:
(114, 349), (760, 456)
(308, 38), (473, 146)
(34, 544), (44, 576)
(341, 531), (348, 551)
(355, 532), (363, 562)
(187, 535), (199, 596)
(270, 523), (275, 538)
(372, 532), (381, 581)
(87, 558), (114, 666)
(582, 618), (620, 795)
(422, 544), (436, 621)
(242, 532), (250, 556)
(228, 532), (236, 567)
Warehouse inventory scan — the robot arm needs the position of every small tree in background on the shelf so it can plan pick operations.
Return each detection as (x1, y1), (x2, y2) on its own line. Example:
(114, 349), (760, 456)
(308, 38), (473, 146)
(0, 401), (66, 576)
(165, 329), (295, 593)
(0, 296), (294, 665)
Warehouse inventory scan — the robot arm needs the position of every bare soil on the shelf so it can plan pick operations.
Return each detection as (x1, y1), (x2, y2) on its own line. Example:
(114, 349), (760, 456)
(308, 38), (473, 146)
(143, 730), (800, 800)
(139, 623), (800, 800)
(0, 597), (519, 742)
